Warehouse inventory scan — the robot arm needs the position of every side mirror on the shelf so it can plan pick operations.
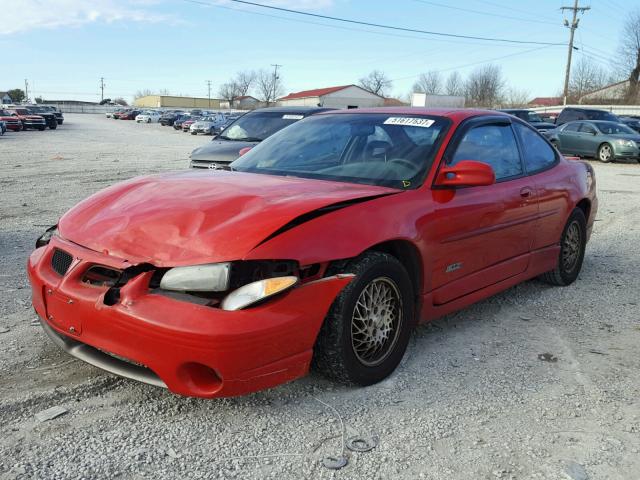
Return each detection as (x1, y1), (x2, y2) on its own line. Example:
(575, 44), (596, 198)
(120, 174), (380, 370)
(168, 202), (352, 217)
(435, 160), (496, 187)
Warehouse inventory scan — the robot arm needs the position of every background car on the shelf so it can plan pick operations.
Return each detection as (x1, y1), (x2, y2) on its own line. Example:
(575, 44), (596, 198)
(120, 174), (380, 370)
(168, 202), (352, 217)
(189, 106), (334, 169)
(0, 109), (23, 131)
(26, 106), (58, 129)
(545, 120), (640, 162)
(555, 107), (620, 126)
(173, 114), (191, 130)
(189, 113), (228, 135)
(159, 110), (185, 126)
(135, 111), (162, 123)
(620, 116), (640, 133)
(182, 118), (199, 132)
(42, 106), (64, 125)
(8, 108), (46, 130)
(118, 110), (141, 120)
(498, 109), (556, 132)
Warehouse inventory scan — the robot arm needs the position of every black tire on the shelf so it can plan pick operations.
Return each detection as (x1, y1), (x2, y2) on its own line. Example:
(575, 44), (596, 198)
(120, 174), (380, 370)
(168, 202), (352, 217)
(50, 123), (57, 130)
(38, 126), (45, 131)
(597, 143), (614, 163)
(539, 208), (587, 286)
(313, 252), (415, 385)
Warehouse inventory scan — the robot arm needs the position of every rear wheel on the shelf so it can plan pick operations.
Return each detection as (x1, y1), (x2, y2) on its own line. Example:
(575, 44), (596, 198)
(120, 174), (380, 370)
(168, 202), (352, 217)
(598, 143), (614, 162)
(539, 208), (587, 286)
(313, 252), (415, 385)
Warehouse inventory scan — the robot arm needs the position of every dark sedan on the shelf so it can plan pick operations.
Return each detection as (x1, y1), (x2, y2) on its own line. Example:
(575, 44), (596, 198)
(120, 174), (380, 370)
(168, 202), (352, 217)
(620, 117), (640, 133)
(498, 109), (556, 132)
(545, 120), (640, 163)
(189, 107), (334, 169)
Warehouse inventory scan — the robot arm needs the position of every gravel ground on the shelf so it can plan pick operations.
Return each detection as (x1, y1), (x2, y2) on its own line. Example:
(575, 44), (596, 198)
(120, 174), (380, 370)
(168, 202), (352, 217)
(1, 114), (639, 479)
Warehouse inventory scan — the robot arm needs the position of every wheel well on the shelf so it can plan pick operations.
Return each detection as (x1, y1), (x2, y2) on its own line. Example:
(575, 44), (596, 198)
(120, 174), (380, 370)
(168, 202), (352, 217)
(576, 198), (591, 221)
(369, 240), (422, 300)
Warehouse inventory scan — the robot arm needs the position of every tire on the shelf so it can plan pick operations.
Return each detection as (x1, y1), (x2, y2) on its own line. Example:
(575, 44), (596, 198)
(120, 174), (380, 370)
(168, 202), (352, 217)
(597, 143), (614, 163)
(539, 208), (587, 286)
(147, 118), (151, 123)
(313, 252), (415, 386)
(191, 131), (197, 135)
(50, 123), (57, 130)
(38, 126), (45, 131)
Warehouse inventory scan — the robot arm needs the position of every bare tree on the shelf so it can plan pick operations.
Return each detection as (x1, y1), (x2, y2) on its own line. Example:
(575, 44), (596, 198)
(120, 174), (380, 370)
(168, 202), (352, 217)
(134, 89), (154, 99)
(412, 71), (442, 95)
(218, 82), (240, 103)
(568, 57), (608, 102)
(618, 9), (640, 102)
(464, 64), (504, 107)
(256, 69), (284, 105)
(158, 89), (171, 96)
(234, 70), (257, 97)
(358, 70), (392, 97)
(444, 71), (464, 97)
(503, 87), (531, 108)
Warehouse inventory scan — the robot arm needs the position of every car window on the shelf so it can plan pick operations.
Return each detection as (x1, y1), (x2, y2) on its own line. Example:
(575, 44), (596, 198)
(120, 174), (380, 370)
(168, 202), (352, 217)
(513, 123), (557, 174)
(450, 123), (523, 180)
(579, 123), (597, 134)
(563, 122), (581, 132)
(595, 122), (635, 135)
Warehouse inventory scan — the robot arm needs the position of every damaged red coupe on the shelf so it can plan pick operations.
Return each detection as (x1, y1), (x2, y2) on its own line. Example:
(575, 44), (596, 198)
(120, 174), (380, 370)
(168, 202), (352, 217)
(28, 108), (597, 398)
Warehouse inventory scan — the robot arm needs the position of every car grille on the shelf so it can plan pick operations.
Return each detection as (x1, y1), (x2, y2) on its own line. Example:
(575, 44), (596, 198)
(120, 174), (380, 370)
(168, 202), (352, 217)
(51, 249), (73, 276)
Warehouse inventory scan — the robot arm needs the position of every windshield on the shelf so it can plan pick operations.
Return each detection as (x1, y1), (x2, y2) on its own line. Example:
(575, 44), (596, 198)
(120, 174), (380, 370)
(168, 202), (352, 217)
(587, 110), (618, 121)
(231, 113), (449, 189)
(595, 122), (636, 135)
(525, 111), (543, 122)
(219, 111), (308, 142)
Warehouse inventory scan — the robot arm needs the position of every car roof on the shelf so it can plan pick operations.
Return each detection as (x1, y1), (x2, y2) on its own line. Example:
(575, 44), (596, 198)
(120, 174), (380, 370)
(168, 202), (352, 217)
(317, 107), (507, 122)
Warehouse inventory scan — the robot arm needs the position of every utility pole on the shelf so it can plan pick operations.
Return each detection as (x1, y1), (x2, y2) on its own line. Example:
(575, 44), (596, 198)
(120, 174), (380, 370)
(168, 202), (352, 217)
(99, 77), (106, 102)
(270, 64), (282, 106)
(206, 80), (212, 108)
(24, 79), (29, 104)
(561, 0), (590, 105)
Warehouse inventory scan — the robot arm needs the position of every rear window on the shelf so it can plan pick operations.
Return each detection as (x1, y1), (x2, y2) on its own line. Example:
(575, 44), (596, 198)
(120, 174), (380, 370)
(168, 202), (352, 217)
(513, 122), (557, 173)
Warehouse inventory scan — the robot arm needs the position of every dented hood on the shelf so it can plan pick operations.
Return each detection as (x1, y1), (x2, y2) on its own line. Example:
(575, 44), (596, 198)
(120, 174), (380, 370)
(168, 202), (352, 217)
(58, 170), (397, 266)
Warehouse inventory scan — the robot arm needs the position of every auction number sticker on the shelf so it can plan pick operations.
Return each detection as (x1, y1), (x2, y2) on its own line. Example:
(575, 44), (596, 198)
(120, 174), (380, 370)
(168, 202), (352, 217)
(384, 117), (434, 128)
(282, 114), (304, 120)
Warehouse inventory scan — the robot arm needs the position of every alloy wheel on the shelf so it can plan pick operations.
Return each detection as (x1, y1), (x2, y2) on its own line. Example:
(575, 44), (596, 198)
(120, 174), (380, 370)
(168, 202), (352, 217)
(599, 144), (612, 162)
(351, 277), (403, 367)
(562, 221), (582, 273)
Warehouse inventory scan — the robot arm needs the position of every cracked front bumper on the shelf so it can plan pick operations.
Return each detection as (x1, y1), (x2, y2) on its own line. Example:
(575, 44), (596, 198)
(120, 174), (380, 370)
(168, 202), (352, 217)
(27, 237), (352, 398)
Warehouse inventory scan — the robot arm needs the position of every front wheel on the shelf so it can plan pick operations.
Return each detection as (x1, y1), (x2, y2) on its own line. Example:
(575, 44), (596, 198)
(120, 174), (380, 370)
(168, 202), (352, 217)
(38, 126), (45, 131)
(539, 208), (587, 286)
(598, 143), (614, 163)
(313, 252), (415, 385)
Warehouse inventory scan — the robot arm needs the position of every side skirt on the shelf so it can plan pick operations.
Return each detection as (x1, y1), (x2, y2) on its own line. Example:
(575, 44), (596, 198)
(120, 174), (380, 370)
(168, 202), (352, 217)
(419, 245), (560, 323)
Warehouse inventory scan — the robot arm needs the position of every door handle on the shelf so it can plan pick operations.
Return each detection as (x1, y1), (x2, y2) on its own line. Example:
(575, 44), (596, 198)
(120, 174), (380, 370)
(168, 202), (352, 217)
(520, 187), (534, 198)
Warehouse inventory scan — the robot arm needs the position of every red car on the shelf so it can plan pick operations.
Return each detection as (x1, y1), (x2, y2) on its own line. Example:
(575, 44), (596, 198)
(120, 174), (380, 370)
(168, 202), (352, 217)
(182, 119), (196, 132)
(8, 107), (46, 130)
(28, 108), (597, 398)
(0, 109), (23, 131)
(117, 110), (141, 120)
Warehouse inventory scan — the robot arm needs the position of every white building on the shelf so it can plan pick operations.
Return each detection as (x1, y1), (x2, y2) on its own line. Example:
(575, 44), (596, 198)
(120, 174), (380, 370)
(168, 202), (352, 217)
(0, 92), (13, 104)
(579, 80), (631, 103)
(277, 85), (384, 109)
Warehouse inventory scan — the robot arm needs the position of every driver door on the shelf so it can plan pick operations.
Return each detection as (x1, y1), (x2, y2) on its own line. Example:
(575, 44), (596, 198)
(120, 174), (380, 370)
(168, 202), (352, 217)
(429, 118), (539, 304)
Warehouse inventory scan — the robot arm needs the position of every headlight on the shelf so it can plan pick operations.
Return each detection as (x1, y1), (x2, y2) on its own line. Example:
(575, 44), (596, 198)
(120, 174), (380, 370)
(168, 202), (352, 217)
(36, 225), (58, 248)
(221, 276), (298, 311)
(616, 139), (634, 147)
(159, 263), (230, 292)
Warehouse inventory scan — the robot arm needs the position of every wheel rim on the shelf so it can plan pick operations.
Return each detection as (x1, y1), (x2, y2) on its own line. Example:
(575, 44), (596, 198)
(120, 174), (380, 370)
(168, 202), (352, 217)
(351, 277), (403, 367)
(562, 221), (582, 273)
(599, 145), (611, 161)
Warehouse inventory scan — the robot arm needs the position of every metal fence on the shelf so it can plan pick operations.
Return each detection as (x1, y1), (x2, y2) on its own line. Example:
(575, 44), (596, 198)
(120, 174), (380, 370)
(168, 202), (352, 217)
(529, 104), (640, 116)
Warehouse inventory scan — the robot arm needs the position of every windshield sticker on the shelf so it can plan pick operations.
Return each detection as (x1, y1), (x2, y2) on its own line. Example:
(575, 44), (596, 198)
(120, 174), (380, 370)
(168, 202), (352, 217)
(282, 114), (304, 120)
(384, 117), (434, 128)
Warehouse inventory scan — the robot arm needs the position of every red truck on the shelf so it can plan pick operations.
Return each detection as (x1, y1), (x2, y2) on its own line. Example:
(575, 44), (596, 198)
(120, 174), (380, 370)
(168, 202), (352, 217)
(8, 108), (46, 131)
(0, 109), (23, 131)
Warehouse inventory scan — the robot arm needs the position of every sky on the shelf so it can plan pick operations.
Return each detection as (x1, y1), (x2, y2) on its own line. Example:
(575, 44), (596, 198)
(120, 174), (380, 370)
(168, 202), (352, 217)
(0, 0), (634, 103)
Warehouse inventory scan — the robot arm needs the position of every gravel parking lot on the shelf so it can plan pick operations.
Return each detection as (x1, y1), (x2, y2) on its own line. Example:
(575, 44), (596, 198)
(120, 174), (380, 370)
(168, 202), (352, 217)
(1, 114), (639, 480)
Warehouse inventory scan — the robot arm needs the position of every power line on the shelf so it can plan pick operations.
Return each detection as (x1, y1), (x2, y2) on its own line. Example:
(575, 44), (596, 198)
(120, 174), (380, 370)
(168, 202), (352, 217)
(206, 79), (212, 107)
(478, 0), (560, 22)
(412, 0), (560, 26)
(183, 0), (562, 46)
(99, 77), (106, 101)
(561, 0), (590, 105)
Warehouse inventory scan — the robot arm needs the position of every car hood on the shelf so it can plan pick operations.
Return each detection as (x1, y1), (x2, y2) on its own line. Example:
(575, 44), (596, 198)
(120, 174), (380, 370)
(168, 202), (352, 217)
(607, 134), (640, 142)
(190, 139), (259, 163)
(58, 170), (399, 266)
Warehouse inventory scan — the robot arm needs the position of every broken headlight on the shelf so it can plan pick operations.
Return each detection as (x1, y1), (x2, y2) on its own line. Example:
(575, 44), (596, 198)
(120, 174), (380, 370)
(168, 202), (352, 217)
(159, 263), (231, 292)
(36, 225), (58, 248)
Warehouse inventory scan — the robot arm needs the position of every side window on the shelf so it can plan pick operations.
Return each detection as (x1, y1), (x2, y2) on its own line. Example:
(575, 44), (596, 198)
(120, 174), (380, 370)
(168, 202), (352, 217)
(579, 123), (596, 134)
(450, 124), (523, 180)
(513, 122), (557, 174)
(563, 122), (581, 132)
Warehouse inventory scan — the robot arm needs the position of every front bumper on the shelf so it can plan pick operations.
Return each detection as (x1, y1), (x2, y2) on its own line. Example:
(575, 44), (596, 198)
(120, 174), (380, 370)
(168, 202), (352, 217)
(23, 119), (46, 128)
(613, 145), (639, 159)
(28, 236), (351, 398)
